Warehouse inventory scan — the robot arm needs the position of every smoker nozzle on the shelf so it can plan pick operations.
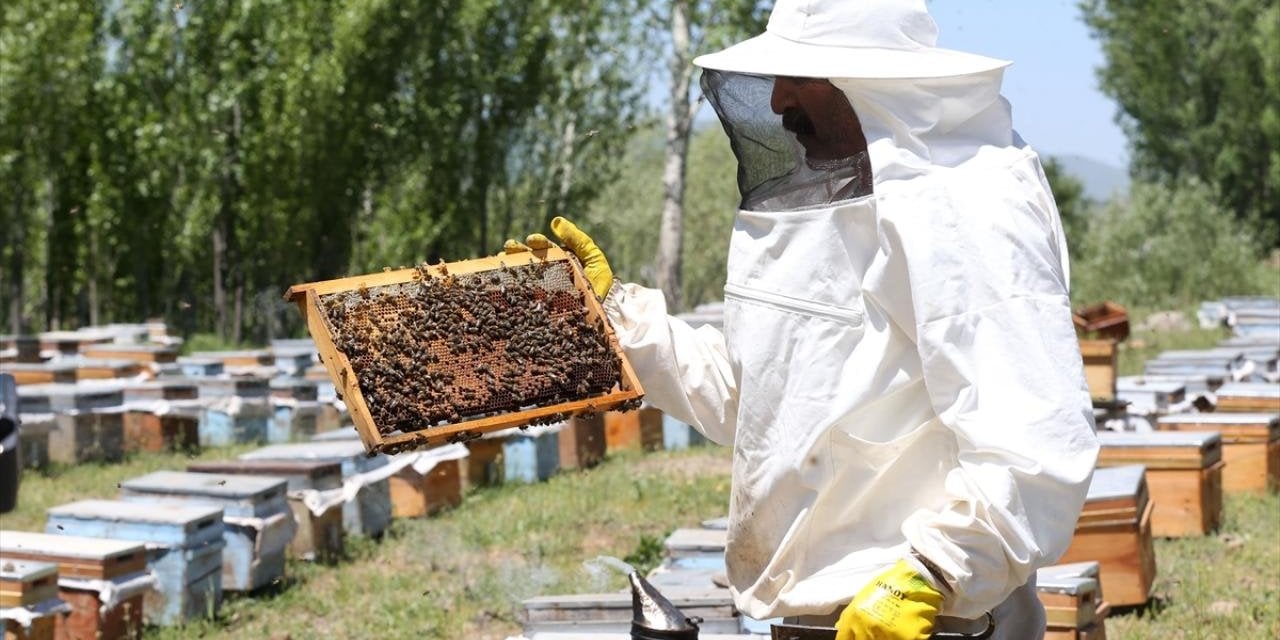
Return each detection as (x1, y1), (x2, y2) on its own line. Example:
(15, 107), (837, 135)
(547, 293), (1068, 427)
(629, 571), (701, 640)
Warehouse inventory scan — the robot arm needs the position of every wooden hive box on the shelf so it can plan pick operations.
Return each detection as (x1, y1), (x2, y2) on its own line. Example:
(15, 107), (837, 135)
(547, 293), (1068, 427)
(1079, 339), (1118, 401)
(1059, 465), (1157, 607)
(15, 415), (53, 470)
(37, 331), (112, 355)
(121, 380), (198, 402)
(604, 406), (665, 453)
(81, 344), (178, 364)
(267, 382), (324, 444)
(1144, 349), (1241, 380)
(43, 501), (225, 626)
(284, 247), (643, 455)
(269, 378), (319, 401)
(240, 441), (391, 538)
(122, 403), (200, 455)
(0, 560), (59, 608)
(0, 560), (65, 640)
(1096, 430), (1224, 536)
(67, 358), (143, 381)
(558, 413), (605, 471)
(17, 385), (124, 464)
(521, 589), (742, 636)
(11, 337), (43, 364)
(189, 350), (274, 368)
(1156, 412), (1280, 493)
(175, 357), (224, 377)
(196, 401), (271, 448)
(1213, 382), (1280, 413)
(1114, 377), (1186, 416)
(187, 460), (345, 563)
(1037, 562), (1108, 640)
(0, 363), (77, 386)
(464, 433), (507, 488)
(118, 471), (293, 593)
(665, 527), (728, 565)
(387, 444), (468, 519)
(505, 428), (560, 484)
(0, 531), (152, 640)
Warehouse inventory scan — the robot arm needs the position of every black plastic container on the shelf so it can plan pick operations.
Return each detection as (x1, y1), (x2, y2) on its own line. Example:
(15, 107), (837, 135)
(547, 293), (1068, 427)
(0, 373), (20, 513)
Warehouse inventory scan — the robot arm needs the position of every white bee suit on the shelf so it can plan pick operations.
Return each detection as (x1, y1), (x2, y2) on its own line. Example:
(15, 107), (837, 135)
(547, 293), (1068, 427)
(602, 65), (1098, 638)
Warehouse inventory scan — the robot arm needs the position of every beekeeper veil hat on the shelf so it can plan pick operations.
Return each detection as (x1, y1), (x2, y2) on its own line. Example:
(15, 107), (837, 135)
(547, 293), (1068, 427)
(695, 0), (1014, 211)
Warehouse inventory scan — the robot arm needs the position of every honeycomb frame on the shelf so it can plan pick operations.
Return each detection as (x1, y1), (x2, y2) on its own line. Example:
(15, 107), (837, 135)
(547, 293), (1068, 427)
(285, 246), (644, 454)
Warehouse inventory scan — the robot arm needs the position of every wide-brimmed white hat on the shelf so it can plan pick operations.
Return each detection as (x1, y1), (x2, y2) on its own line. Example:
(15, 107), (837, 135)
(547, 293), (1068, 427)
(694, 0), (1010, 79)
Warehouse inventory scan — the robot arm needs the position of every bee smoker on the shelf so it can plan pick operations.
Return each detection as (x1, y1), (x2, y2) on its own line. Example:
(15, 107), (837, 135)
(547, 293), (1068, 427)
(629, 572), (701, 640)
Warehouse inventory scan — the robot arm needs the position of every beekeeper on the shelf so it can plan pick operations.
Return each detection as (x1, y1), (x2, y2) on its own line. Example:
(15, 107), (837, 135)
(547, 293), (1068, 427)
(509, 1), (1099, 638)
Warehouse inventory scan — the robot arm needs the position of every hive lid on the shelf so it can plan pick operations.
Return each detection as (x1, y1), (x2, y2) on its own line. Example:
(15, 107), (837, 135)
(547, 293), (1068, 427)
(665, 528), (728, 553)
(0, 559), (58, 583)
(242, 440), (371, 462)
(1097, 430), (1221, 448)
(0, 362), (77, 373)
(1116, 377), (1187, 394)
(0, 531), (145, 562)
(1085, 465), (1146, 502)
(1215, 382), (1280, 399)
(16, 383), (124, 412)
(1159, 412), (1279, 426)
(83, 344), (177, 354)
(47, 499), (224, 525)
(187, 459), (342, 480)
(120, 470), (286, 500)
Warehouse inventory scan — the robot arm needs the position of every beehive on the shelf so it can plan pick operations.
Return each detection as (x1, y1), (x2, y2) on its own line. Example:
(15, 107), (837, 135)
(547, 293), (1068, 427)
(1037, 562), (1108, 640)
(1157, 412), (1280, 493)
(0, 531), (152, 639)
(558, 413), (605, 471)
(187, 459), (345, 563)
(44, 500), (225, 626)
(17, 384), (124, 463)
(194, 379), (271, 446)
(0, 560), (64, 640)
(1059, 465), (1157, 607)
(604, 405), (664, 454)
(1213, 382), (1280, 413)
(1115, 377), (1186, 415)
(240, 441), (392, 538)
(81, 343), (178, 364)
(1096, 431), (1223, 536)
(1079, 339), (1117, 401)
(285, 247), (643, 455)
(16, 414), (53, 469)
(386, 445), (468, 519)
(0, 363), (77, 386)
(504, 428), (560, 484)
(66, 358), (143, 381)
(118, 471), (294, 592)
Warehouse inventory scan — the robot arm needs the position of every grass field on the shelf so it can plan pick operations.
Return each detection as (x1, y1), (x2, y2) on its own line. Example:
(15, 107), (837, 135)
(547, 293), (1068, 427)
(2, 440), (1277, 639)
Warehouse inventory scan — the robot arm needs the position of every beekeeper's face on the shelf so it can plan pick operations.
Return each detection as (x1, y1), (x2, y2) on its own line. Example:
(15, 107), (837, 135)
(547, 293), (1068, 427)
(770, 76), (866, 164)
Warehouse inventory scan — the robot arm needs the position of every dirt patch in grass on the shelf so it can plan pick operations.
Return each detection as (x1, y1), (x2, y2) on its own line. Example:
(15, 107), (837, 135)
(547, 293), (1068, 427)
(625, 447), (731, 478)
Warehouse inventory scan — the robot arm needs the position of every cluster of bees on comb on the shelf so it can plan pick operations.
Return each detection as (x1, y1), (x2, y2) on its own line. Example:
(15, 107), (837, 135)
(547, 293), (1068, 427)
(320, 258), (631, 437)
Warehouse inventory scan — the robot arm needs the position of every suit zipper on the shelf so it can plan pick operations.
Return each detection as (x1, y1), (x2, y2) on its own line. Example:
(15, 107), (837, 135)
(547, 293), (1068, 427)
(723, 282), (864, 326)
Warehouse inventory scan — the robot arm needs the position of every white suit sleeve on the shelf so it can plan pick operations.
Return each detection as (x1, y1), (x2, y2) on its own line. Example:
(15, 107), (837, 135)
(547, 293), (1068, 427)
(863, 167), (1099, 618)
(603, 282), (739, 446)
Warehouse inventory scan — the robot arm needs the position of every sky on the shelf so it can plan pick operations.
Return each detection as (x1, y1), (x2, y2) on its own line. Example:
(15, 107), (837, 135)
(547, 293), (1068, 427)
(927, 0), (1127, 167)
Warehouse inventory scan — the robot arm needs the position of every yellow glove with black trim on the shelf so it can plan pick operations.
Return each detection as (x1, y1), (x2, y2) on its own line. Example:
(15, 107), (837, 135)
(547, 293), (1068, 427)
(835, 560), (943, 640)
(507, 216), (613, 300)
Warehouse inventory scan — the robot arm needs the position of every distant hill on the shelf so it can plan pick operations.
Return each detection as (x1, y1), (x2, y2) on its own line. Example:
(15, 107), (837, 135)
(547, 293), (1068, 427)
(1054, 154), (1130, 202)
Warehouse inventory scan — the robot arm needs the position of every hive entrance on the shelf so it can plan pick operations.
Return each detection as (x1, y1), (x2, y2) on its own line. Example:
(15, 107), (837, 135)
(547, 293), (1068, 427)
(319, 259), (623, 438)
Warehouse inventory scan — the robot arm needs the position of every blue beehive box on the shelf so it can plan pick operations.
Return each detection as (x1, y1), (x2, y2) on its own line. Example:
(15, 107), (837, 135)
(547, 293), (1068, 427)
(44, 499), (225, 626)
(240, 441), (391, 538)
(503, 428), (560, 484)
(176, 357), (224, 377)
(118, 471), (294, 593)
(662, 414), (707, 450)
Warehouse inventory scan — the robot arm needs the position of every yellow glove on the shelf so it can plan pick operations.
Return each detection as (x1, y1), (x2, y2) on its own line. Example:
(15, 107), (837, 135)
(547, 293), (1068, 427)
(835, 560), (943, 640)
(548, 216), (614, 299)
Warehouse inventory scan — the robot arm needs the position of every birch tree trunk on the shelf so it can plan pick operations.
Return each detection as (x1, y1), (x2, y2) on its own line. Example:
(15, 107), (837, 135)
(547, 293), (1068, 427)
(655, 0), (694, 312)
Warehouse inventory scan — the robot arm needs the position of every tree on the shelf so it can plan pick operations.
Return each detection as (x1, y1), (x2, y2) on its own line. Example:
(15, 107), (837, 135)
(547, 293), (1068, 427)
(1041, 157), (1092, 259)
(651, 0), (767, 311)
(1081, 0), (1280, 246)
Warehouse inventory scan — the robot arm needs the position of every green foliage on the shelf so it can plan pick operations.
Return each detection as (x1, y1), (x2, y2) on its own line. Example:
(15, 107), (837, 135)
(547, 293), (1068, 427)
(1069, 180), (1276, 309)
(585, 125), (738, 309)
(0, 0), (644, 340)
(1081, 0), (1280, 246)
(623, 531), (669, 577)
(1041, 156), (1093, 257)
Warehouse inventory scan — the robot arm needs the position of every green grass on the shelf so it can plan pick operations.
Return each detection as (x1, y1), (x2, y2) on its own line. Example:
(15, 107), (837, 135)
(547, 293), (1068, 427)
(3, 415), (1277, 638)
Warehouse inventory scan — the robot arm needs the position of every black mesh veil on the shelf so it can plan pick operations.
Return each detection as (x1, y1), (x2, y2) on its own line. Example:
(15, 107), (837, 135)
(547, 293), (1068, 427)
(701, 70), (873, 211)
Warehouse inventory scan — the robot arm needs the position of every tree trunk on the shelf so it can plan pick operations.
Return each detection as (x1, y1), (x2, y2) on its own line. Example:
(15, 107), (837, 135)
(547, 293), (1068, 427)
(655, 0), (694, 312)
(7, 190), (26, 333)
(212, 225), (226, 339)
